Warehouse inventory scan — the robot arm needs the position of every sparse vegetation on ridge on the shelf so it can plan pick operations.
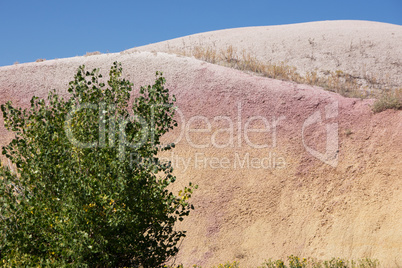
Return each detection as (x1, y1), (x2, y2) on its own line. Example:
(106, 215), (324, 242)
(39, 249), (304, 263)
(85, 51), (102, 56)
(170, 45), (401, 112)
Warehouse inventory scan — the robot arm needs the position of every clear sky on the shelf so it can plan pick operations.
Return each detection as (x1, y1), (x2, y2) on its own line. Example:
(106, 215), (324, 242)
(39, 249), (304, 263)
(0, 0), (401, 67)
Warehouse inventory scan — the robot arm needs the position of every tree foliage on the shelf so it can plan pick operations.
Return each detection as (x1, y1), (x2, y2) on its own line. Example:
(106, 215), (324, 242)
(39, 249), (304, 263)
(0, 62), (195, 267)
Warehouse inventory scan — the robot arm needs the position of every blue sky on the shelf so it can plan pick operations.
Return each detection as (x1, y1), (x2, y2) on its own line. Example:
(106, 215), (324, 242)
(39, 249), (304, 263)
(0, 0), (401, 67)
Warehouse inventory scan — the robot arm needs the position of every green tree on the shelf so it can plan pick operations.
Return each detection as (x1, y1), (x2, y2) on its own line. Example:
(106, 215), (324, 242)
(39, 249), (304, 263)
(0, 62), (196, 267)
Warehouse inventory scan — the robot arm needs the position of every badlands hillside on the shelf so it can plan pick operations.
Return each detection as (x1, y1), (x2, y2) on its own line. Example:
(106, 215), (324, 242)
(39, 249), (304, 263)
(0, 20), (401, 267)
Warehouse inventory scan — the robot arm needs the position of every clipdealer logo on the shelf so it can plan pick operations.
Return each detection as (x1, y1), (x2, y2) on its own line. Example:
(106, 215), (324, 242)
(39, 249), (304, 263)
(64, 100), (339, 168)
(302, 101), (339, 167)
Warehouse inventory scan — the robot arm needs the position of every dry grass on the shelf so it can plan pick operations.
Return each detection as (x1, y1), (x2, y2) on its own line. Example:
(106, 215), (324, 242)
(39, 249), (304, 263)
(372, 89), (402, 113)
(85, 51), (101, 57)
(35, 58), (46, 63)
(171, 45), (402, 111)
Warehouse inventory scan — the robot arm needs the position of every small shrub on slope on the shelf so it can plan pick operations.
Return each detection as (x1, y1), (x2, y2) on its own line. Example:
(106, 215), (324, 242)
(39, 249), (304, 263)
(372, 90), (402, 113)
